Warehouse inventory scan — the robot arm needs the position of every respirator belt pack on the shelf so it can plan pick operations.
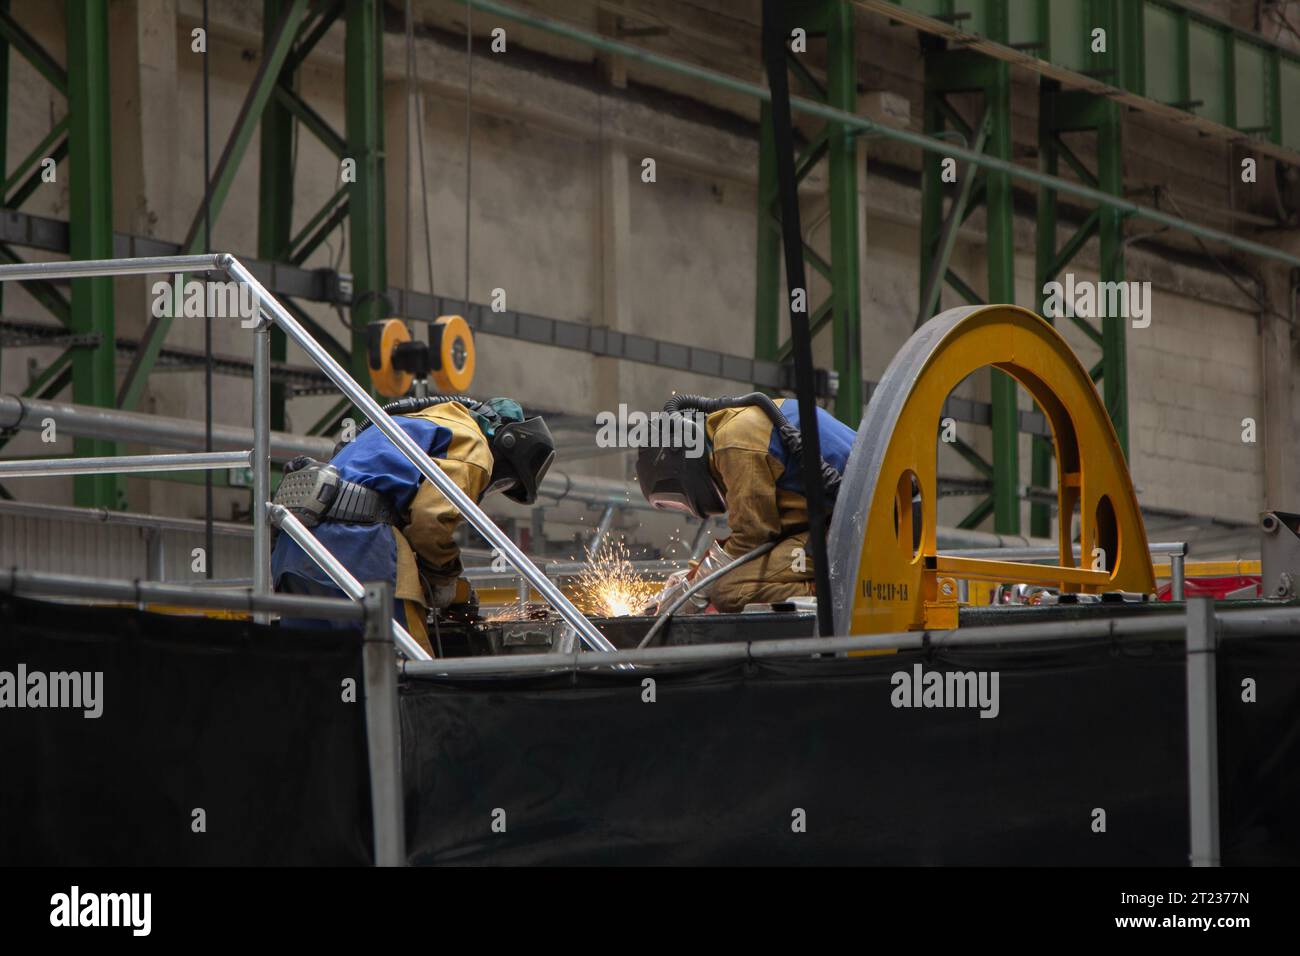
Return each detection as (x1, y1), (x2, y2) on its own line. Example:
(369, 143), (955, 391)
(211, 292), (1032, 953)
(272, 460), (398, 528)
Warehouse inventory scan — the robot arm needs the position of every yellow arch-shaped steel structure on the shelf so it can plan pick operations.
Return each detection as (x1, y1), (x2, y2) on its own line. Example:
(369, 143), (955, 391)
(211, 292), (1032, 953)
(827, 304), (1156, 636)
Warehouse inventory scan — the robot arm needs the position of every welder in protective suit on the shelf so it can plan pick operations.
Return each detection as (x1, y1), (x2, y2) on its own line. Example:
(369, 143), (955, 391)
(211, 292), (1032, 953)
(636, 393), (854, 614)
(270, 396), (554, 655)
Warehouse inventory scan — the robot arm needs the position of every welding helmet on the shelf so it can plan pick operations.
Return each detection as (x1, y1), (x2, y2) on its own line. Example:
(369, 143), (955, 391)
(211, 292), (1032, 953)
(486, 414), (555, 504)
(635, 413), (725, 519)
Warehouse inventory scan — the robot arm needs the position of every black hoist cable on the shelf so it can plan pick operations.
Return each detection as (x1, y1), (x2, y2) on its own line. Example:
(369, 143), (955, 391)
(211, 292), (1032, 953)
(761, 0), (835, 638)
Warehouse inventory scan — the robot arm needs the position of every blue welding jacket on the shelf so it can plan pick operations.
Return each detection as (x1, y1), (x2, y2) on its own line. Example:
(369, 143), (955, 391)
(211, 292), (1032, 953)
(768, 398), (855, 495)
(271, 415), (453, 596)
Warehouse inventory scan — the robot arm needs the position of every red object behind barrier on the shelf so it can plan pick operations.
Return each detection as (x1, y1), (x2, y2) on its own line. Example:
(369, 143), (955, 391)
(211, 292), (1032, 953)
(1157, 575), (1261, 601)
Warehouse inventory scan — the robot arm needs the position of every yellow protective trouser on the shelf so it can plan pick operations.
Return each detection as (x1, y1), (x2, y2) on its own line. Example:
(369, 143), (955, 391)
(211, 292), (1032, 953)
(403, 599), (433, 656)
(710, 531), (815, 612)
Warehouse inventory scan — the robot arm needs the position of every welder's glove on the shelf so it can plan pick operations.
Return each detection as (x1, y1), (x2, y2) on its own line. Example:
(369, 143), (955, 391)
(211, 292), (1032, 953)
(643, 567), (694, 616)
(283, 455), (319, 475)
(644, 542), (733, 616)
(429, 576), (477, 611)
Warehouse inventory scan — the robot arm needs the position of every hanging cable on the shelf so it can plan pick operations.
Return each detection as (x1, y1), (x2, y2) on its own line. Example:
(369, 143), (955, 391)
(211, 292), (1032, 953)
(404, 0), (413, 293)
(412, 7), (435, 301)
(464, 4), (473, 314)
(404, 0), (436, 304)
(761, 0), (834, 638)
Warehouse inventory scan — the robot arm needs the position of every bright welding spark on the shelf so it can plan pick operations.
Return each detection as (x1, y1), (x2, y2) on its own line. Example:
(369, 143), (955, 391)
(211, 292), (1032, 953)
(574, 538), (662, 618)
(485, 601), (527, 622)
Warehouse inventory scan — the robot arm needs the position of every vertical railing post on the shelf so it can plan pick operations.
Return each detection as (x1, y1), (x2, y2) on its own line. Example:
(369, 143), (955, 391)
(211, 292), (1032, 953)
(252, 313), (273, 621)
(1171, 547), (1187, 602)
(1185, 596), (1220, 866)
(361, 581), (405, 867)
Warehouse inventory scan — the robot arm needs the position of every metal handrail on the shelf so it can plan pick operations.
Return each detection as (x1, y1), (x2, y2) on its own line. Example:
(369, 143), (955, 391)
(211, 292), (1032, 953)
(0, 253), (617, 653)
(0, 567), (367, 621)
(0, 450), (250, 478)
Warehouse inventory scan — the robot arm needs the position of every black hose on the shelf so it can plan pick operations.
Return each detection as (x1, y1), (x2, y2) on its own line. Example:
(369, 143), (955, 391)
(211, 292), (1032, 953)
(664, 393), (841, 505)
(636, 539), (778, 649)
(637, 522), (811, 649)
(340, 395), (483, 452)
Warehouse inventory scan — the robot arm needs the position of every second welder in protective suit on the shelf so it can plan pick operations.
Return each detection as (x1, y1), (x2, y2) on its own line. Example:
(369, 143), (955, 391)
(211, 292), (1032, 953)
(636, 394), (855, 614)
(270, 397), (554, 655)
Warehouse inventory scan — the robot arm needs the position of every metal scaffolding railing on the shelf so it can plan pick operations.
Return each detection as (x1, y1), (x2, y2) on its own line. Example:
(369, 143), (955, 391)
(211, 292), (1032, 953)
(0, 253), (618, 658)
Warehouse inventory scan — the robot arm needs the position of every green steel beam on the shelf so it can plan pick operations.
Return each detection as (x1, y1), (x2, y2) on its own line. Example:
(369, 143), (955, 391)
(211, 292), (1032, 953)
(958, 495), (996, 530)
(65, 0), (121, 508)
(274, 83), (347, 157)
(1047, 208), (1099, 280)
(116, 0), (310, 411)
(261, 0), (297, 432)
(21, 346), (75, 398)
(466, 0), (1300, 272)
(793, 125), (830, 183)
(344, 0), (388, 384)
(775, 296), (834, 361)
(283, 0), (344, 75)
(863, 0), (1300, 160)
(0, 116), (67, 199)
(785, 47), (825, 99)
(290, 198), (350, 265)
(943, 268), (982, 306)
(0, 6), (67, 95)
(1052, 133), (1099, 187)
(6, 135), (67, 209)
(950, 435), (994, 478)
(288, 185), (348, 260)
(0, 243), (71, 325)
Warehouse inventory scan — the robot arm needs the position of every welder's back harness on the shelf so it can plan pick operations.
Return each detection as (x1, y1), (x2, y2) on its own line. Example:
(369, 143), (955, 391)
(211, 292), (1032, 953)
(272, 394), (479, 529)
(665, 392), (843, 506)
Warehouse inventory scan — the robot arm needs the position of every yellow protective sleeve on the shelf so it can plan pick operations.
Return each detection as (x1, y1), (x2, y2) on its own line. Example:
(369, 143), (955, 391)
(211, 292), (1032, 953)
(390, 402), (494, 605)
(706, 402), (811, 560)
